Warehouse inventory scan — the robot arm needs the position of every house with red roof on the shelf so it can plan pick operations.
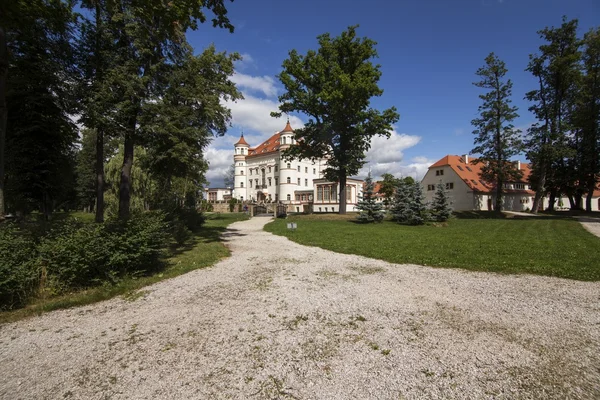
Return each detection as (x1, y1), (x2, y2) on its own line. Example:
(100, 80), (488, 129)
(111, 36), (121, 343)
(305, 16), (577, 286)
(422, 154), (600, 211)
(232, 121), (363, 212)
(422, 154), (537, 211)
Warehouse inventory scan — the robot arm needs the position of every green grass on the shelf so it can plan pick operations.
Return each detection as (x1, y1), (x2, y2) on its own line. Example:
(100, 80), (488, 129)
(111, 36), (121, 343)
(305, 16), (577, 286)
(0, 212), (249, 324)
(264, 213), (600, 281)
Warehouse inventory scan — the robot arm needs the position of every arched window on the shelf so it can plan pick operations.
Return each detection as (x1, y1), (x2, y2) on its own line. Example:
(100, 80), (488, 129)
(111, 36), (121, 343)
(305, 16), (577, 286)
(287, 194), (291, 201)
(287, 177), (291, 184)
(287, 163), (291, 169)
(240, 182), (244, 188)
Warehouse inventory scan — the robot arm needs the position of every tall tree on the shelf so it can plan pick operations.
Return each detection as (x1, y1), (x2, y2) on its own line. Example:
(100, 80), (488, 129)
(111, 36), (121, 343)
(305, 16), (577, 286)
(0, 25), (6, 219)
(431, 182), (453, 222)
(2, 0), (78, 218)
(525, 17), (581, 213)
(471, 52), (523, 212)
(573, 28), (600, 212)
(88, 0), (235, 220)
(140, 44), (242, 208)
(273, 26), (399, 214)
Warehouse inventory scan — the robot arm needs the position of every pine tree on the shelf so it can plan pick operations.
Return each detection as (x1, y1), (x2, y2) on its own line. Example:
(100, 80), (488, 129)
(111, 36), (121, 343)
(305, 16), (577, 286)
(471, 52), (523, 212)
(356, 172), (384, 223)
(391, 181), (428, 225)
(431, 182), (453, 222)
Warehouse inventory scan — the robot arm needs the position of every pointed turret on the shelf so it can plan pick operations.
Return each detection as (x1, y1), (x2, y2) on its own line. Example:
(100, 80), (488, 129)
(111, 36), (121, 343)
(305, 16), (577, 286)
(235, 134), (249, 146)
(279, 120), (294, 149)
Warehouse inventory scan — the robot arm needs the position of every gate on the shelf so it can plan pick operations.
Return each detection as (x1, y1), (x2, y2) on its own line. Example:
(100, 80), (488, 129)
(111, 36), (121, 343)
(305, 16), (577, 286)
(253, 205), (267, 216)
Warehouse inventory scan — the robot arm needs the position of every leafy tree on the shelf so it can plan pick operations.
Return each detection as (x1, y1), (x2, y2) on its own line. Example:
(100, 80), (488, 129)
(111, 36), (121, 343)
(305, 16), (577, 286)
(572, 28), (600, 212)
(273, 26), (399, 214)
(223, 163), (235, 188)
(75, 129), (98, 212)
(2, 0), (78, 218)
(471, 52), (523, 212)
(391, 181), (427, 225)
(84, 0), (235, 220)
(140, 44), (241, 208)
(431, 182), (453, 222)
(356, 171), (384, 223)
(378, 173), (399, 207)
(525, 17), (581, 213)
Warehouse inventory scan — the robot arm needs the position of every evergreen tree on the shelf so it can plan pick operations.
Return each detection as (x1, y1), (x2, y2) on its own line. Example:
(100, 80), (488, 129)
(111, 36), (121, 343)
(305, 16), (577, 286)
(273, 26), (399, 214)
(471, 52), (523, 212)
(431, 182), (453, 222)
(392, 181), (428, 225)
(525, 17), (581, 213)
(356, 172), (384, 223)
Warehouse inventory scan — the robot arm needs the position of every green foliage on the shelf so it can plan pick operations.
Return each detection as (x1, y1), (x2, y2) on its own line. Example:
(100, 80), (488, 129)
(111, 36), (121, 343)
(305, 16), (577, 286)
(431, 183), (453, 222)
(265, 215), (600, 281)
(377, 173), (399, 207)
(356, 172), (384, 223)
(36, 212), (169, 294)
(0, 224), (38, 309)
(273, 25), (399, 213)
(229, 197), (239, 212)
(471, 52), (523, 211)
(391, 181), (428, 225)
(525, 17), (582, 212)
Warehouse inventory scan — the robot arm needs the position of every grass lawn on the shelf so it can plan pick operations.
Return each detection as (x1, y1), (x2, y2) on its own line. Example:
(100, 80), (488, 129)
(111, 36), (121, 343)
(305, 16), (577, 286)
(264, 213), (600, 281)
(0, 212), (248, 324)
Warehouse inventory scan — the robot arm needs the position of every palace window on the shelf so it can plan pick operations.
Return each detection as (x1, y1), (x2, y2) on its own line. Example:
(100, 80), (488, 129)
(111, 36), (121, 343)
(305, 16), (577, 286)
(268, 178), (272, 187)
(241, 170), (244, 175)
(250, 181), (253, 188)
(324, 186), (330, 201)
(297, 178), (300, 185)
(346, 185), (352, 203)
(305, 179), (308, 186)
(446, 182), (454, 190)
(268, 166), (272, 173)
(313, 168), (316, 174)
(275, 165), (278, 172)
(275, 177), (278, 185)
(296, 194), (300, 201)
(297, 165), (301, 172)
(240, 182), (244, 188)
(287, 163), (291, 169)
(250, 169), (253, 175)
(317, 186), (323, 201)
(287, 194), (291, 201)
(287, 177), (291, 183)
(305, 167), (308, 173)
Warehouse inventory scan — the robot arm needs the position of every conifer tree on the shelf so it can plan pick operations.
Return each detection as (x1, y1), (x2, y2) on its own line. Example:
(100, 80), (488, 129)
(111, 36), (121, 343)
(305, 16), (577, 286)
(431, 182), (453, 222)
(356, 171), (384, 223)
(392, 181), (428, 225)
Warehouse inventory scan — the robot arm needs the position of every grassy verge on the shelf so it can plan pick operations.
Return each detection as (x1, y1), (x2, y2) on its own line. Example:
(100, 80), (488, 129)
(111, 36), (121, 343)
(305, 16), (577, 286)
(264, 213), (600, 281)
(0, 212), (248, 324)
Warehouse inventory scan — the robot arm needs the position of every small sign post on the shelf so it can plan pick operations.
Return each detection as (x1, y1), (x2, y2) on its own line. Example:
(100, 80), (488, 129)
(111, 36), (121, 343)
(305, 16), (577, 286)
(286, 222), (297, 231)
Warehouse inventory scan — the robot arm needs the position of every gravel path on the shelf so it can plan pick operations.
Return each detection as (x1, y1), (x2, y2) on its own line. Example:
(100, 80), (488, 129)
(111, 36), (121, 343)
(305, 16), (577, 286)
(1, 217), (599, 399)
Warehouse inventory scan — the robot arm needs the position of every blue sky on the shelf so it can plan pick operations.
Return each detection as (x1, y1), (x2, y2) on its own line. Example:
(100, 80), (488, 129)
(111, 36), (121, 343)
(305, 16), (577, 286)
(188, 0), (599, 186)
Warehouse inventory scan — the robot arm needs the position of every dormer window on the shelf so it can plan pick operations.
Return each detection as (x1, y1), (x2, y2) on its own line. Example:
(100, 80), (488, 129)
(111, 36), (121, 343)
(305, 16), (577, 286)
(436, 170), (444, 176)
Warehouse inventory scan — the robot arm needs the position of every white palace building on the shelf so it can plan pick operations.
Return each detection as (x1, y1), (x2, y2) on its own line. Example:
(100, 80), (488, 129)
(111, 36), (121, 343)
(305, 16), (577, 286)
(231, 121), (363, 213)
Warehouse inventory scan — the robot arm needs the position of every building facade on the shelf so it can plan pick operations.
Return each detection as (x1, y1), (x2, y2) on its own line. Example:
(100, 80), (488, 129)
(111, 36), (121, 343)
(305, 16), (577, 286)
(422, 154), (600, 211)
(232, 121), (362, 212)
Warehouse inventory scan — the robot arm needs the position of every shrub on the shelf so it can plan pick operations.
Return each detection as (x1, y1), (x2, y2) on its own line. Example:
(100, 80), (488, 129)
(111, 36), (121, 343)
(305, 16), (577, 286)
(37, 212), (169, 294)
(0, 224), (39, 310)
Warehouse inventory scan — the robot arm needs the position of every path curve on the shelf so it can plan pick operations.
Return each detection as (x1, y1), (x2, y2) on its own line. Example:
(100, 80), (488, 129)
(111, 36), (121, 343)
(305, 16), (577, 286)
(1, 217), (599, 399)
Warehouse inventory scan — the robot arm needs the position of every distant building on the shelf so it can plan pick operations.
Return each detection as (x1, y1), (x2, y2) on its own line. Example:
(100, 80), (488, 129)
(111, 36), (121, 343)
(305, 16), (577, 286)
(422, 154), (600, 211)
(231, 121), (363, 212)
(204, 187), (232, 203)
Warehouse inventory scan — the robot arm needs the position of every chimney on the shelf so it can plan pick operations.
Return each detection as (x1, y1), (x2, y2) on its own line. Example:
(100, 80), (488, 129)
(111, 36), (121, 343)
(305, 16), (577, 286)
(462, 154), (469, 164)
(517, 160), (521, 170)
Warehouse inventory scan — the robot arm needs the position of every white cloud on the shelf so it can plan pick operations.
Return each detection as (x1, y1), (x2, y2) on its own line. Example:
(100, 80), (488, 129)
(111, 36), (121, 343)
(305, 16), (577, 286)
(365, 130), (421, 164)
(223, 93), (304, 138)
(231, 73), (278, 98)
(204, 147), (234, 188)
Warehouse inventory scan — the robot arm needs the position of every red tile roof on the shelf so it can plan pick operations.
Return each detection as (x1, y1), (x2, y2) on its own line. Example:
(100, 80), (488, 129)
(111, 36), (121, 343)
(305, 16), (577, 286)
(430, 155), (534, 194)
(235, 135), (249, 146)
(247, 122), (295, 158)
(248, 132), (281, 157)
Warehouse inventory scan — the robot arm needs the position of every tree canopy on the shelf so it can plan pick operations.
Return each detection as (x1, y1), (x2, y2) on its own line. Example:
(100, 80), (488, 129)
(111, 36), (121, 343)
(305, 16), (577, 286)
(273, 25), (399, 214)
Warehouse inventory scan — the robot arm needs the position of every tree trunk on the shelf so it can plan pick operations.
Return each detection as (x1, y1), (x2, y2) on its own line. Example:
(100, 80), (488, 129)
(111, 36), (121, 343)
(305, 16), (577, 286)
(338, 172), (347, 214)
(95, 128), (105, 222)
(495, 177), (503, 212)
(548, 191), (556, 212)
(568, 194), (575, 209)
(118, 120), (135, 220)
(586, 179), (596, 212)
(531, 169), (546, 213)
(0, 27), (8, 219)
